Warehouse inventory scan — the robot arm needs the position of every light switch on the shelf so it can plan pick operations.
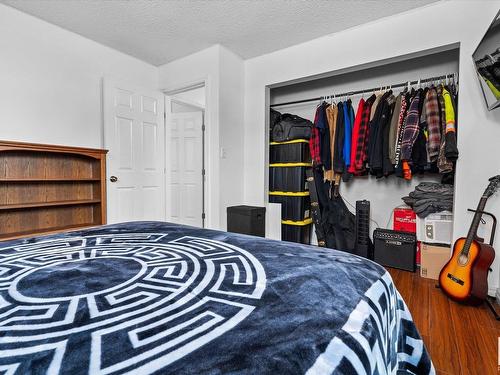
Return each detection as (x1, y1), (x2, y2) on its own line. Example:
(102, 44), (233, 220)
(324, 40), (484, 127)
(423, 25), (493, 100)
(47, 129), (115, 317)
(220, 147), (227, 159)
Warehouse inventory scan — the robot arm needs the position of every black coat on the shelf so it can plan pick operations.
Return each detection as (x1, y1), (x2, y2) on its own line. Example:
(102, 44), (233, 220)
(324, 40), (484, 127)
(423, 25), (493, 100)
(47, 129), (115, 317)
(333, 101), (345, 173)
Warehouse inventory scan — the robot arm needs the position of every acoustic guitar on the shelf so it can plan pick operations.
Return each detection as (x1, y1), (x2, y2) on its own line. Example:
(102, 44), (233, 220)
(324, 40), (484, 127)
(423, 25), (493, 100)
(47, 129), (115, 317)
(439, 175), (500, 305)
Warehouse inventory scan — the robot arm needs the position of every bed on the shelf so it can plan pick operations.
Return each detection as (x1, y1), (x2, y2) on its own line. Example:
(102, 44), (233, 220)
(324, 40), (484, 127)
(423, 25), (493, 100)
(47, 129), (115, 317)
(0, 221), (434, 374)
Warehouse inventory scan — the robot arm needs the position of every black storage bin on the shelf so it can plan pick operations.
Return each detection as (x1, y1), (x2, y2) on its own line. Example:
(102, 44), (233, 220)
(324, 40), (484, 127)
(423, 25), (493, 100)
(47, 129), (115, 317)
(227, 205), (266, 237)
(281, 218), (312, 244)
(270, 139), (311, 163)
(269, 163), (310, 192)
(269, 192), (310, 221)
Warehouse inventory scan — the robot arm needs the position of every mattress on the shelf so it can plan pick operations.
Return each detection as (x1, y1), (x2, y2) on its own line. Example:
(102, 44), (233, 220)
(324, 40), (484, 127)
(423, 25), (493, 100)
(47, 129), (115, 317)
(0, 221), (434, 374)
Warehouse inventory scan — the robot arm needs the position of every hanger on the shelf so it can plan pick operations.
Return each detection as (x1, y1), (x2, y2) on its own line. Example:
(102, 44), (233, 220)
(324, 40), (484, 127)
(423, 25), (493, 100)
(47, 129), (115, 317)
(487, 54), (497, 64)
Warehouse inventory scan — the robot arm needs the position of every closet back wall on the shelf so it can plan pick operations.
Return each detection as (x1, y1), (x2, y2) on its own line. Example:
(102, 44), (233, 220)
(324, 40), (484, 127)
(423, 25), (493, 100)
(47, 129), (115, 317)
(270, 50), (459, 232)
(0, 4), (157, 149)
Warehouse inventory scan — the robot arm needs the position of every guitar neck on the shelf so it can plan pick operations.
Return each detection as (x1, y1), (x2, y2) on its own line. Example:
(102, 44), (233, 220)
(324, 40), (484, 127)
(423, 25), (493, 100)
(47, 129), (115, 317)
(463, 197), (488, 255)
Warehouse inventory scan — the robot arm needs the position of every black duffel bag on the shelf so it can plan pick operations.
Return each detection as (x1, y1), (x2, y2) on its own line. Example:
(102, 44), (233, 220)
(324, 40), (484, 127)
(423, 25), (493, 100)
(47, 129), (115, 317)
(271, 113), (312, 142)
(270, 109), (282, 137)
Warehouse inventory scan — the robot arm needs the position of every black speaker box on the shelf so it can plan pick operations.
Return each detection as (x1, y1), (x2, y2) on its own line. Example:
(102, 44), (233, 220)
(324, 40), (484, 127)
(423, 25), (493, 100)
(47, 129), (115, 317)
(355, 200), (372, 259)
(227, 206), (266, 237)
(373, 228), (416, 272)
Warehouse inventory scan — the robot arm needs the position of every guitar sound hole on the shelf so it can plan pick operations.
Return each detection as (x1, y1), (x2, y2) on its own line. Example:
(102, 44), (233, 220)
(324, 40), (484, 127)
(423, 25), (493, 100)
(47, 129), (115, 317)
(458, 254), (469, 265)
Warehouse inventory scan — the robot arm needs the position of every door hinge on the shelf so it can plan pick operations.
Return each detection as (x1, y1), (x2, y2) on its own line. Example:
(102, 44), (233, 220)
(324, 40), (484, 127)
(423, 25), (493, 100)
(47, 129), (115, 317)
(163, 112), (166, 120)
(202, 168), (206, 176)
(202, 124), (206, 131)
(202, 213), (206, 219)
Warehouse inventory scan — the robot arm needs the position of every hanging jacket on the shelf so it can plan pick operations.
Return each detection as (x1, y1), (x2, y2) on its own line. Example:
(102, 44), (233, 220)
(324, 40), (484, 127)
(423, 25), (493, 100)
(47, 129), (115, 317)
(353, 94), (376, 173)
(411, 90), (429, 175)
(370, 93), (395, 177)
(488, 61), (500, 82)
(367, 92), (389, 169)
(442, 87), (459, 161)
(394, 91), (412, 177)
(437, 85), (454, 174)
(343, 100), (352, 168)
(367, 92), (390, 171)
(425, 87), (441, 162)
(309, 106), (322, 165)
(317, 103), (332, 170)
(348, 99), (365, 174)
(324, 104), (338, 181)
(333, 101), (345, 173)
(482, 65), (500, 90)
(387, 93), (402, 164)
(382, 94), (397, 176)
(370, 93), (384, 121)
(400, 89), (423, 161)
(391, 93), (408, 165)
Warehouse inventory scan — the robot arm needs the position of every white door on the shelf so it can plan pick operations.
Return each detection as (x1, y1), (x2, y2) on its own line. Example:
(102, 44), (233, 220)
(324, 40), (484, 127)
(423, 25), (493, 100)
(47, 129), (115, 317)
(103, 80), (165, 223)
(165, 98), (204, 227)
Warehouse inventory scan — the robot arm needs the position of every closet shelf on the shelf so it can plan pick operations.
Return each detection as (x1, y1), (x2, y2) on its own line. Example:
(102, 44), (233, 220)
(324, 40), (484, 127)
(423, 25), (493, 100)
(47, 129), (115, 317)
(0, 199), (101, 210)
(0, 177), (100, 182)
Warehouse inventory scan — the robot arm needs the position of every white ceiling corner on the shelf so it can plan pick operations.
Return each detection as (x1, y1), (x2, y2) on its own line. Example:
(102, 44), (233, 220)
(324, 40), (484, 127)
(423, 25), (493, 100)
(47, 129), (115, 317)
(1, 0), (440, 66)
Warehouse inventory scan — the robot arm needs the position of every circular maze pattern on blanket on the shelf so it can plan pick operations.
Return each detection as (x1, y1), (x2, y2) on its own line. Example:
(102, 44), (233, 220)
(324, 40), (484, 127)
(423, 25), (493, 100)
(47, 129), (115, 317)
(0, 233), (266, 374)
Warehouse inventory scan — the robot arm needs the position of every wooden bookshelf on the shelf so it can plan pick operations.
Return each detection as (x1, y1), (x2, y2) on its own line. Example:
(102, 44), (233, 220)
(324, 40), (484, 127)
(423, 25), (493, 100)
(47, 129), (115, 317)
(0, 140), (108, 240)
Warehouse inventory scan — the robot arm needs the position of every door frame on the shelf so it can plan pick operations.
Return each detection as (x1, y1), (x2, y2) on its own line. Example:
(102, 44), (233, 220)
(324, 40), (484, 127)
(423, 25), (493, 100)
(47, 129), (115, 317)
(163, 81), (209, 228)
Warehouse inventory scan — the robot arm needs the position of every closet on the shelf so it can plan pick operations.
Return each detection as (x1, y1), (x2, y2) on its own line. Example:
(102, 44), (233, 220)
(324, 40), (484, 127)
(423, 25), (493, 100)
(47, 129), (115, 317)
(268, 48), (460, 245)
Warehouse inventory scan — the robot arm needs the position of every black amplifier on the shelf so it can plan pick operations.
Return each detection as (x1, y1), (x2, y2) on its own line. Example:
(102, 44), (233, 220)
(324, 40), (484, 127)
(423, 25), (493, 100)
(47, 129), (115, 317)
(373, 228), (416, 272)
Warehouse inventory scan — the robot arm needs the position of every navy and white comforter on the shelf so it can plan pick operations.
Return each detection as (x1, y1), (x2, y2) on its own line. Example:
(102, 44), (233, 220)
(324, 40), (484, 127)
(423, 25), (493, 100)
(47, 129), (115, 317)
(0, 221), (434, 374)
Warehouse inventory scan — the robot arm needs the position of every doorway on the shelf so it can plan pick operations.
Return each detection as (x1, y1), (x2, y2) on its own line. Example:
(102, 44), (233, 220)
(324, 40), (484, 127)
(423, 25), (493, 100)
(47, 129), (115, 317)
(165, 85), (206, 228)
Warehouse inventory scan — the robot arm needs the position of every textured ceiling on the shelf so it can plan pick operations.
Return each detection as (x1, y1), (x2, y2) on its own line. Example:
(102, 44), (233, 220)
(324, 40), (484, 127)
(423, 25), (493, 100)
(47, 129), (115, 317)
(2, 0), (439, 66)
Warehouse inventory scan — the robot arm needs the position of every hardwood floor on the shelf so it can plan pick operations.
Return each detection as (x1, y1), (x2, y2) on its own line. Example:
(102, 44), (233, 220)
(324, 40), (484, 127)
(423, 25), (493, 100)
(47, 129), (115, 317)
(387, 267), (500, 375)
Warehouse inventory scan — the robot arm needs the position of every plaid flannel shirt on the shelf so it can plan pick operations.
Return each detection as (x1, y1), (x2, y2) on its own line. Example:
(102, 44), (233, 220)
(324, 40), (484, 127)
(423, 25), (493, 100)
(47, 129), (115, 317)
(425, 87), (441, 162)
(400, 91), (421, 161)
(353, 94), (376, 172)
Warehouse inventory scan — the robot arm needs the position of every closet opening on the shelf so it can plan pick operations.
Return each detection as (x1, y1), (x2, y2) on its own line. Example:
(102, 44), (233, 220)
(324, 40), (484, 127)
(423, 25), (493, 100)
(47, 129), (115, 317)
(164, 84), (207, 228)
(267, 46), (460, 252)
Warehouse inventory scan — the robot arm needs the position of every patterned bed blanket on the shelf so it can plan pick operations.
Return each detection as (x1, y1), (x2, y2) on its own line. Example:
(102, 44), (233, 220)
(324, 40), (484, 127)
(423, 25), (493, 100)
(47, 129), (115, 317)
(0, 221), (434, 374)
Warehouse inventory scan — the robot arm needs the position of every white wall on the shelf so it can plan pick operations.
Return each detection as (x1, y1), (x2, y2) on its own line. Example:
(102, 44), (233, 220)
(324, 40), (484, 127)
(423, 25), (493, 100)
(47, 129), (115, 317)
(158, 45), (245, 230)
(0, 4), (157, 149)
(218, 47), (245, 230)
(244, 0), (500, 293)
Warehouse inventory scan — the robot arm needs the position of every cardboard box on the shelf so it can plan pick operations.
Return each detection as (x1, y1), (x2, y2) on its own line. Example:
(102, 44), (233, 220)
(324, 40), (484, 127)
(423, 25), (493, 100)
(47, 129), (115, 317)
(420, 243), (451, 280)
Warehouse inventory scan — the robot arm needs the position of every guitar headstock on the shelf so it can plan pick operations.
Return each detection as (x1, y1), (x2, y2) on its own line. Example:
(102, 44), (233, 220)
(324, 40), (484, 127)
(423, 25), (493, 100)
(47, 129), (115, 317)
(485, 175), (500, 198)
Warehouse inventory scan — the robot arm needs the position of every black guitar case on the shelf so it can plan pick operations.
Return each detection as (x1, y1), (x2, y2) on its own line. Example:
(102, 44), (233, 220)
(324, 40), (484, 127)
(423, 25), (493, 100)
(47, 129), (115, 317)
(308, 167), (356, 252)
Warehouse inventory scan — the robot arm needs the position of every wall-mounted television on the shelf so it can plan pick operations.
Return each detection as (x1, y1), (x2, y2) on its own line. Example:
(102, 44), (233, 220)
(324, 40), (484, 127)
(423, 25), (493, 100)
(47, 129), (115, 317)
(473, 10), (500, 111)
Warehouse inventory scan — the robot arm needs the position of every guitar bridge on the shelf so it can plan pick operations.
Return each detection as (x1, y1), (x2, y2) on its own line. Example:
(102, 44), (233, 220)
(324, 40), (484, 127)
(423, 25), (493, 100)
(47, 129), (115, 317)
(447, 273), (464, 286)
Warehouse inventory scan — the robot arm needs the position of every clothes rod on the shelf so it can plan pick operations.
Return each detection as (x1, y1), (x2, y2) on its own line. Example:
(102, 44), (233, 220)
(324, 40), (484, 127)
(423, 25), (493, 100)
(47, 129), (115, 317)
(475, 49), (500, 64)
(270, 73), (457, 108)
